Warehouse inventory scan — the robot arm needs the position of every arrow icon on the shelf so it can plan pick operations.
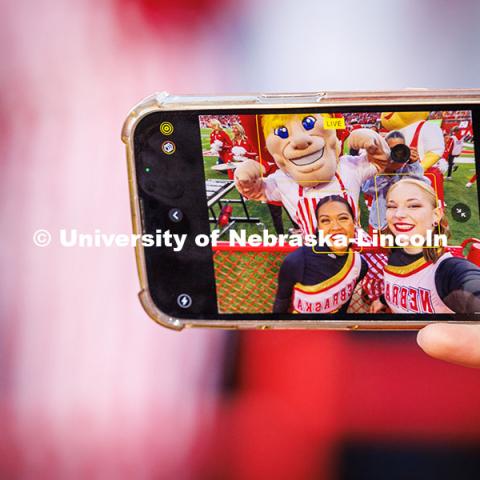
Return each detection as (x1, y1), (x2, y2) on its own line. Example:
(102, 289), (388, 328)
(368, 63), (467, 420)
(168, 208), (183, 223)
(451, 203), (471, 223)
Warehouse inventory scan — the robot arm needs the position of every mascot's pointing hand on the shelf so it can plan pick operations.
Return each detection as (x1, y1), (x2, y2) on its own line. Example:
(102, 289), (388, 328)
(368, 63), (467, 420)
(349, 128), (390, 172)
(234, 159), (266, 200)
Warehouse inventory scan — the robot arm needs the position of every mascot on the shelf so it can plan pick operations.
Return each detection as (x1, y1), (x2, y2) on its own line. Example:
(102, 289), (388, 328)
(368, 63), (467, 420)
(234, 113), (390, 234)
(234, 113), (390, 301)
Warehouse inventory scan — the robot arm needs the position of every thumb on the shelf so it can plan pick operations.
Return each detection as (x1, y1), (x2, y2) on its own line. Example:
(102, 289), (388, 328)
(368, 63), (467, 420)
(417, 323), (480, 368)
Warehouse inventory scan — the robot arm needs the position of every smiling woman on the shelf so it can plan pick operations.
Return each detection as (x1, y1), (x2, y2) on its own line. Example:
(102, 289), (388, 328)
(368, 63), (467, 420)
(370, 178), (480, 314)
(385, 178), (447, 261)
(273, 195), (368, 314)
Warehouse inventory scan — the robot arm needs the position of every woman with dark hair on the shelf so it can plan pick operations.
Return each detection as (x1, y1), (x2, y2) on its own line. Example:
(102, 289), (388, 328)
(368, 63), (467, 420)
(273, 195), (368, 314)
(370, 178), (480, 314)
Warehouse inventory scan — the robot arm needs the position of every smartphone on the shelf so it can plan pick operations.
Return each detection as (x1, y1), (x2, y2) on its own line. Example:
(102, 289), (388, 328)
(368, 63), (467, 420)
(122, 89), (480, 330)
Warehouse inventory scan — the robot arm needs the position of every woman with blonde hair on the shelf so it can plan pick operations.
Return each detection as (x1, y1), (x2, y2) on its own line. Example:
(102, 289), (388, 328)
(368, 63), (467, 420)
(232, 120), (287, 234)
(370, 178), (480, 314)
(209, 118), (232, 165)
(230, 122), (258, 162)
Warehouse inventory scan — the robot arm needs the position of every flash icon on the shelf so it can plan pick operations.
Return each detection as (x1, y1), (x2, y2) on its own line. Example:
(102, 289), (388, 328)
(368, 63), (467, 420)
(177, 294), (192, 309)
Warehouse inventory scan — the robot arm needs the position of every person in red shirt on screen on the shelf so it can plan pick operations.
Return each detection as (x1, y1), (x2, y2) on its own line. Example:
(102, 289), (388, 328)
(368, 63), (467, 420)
(209, 118), (232, 165)
(442, 130), (456, 180)
(231, 122), (258, 161)
(223, 122), (257, 180)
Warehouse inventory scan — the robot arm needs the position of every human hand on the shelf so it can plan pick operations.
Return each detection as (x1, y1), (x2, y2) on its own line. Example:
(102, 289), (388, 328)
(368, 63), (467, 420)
(417, 323), (480, 368)
(369, 299), (387, 314)
(410, 147), (419, 163)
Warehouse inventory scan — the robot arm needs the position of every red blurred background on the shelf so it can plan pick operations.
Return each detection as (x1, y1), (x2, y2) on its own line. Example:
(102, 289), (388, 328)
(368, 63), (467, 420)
(2, 0), (480, 478)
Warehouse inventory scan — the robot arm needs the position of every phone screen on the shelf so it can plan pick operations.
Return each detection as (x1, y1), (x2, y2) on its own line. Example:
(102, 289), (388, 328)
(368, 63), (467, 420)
(134, 105), (480, 322)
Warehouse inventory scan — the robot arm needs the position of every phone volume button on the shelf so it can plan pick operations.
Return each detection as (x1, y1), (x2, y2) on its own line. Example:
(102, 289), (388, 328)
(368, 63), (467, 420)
(257, 92), (327, 104)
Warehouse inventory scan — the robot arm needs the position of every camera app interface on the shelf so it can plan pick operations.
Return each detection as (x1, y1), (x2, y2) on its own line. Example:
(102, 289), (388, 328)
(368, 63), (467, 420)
(198, 110), (480, 316)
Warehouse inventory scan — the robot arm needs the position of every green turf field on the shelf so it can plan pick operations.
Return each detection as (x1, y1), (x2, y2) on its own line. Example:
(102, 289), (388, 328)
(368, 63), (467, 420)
(442, 162), (478, 244)
(202, 128), (295, 235)
(202, 127), (478, 245)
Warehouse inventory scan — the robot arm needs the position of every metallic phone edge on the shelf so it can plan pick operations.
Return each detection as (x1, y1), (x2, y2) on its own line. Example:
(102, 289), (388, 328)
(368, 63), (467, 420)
(122, 89), (480, 331)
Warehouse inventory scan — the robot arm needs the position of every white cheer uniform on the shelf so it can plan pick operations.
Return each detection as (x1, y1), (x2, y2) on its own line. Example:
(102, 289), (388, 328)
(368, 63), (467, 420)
(292, 251), (363, 314)
(384, 252), (454, 314)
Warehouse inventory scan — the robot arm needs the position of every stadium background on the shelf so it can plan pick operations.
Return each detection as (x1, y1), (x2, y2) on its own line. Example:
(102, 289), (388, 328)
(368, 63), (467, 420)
(201, 112), (478, 315)
(2, 0), (480, 479)
(200, 112), (477, 242)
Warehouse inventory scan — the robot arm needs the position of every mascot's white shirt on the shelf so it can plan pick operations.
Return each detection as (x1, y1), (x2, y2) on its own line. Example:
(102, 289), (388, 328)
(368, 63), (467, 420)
(263, 153), (376, 235)
(399, 121), (444, 161)
(384, 252), (454, 314)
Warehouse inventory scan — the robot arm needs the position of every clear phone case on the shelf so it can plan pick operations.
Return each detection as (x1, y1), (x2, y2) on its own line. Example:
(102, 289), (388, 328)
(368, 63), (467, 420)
(122, 89), (480, 330)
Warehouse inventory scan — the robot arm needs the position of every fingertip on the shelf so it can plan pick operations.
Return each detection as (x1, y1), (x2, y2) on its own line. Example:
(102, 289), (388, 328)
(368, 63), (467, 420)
(417, 323), (480, 368)
(416, 323), (435, 350)
(417, 323), (459, 355)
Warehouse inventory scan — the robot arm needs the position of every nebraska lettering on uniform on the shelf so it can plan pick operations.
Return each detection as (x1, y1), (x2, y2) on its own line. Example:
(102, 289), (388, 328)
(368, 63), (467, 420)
(292, 251), (363, 314)
(384, 283), (434, 313)
(294, 278), (357, 313)
(383, 252), (454, 314)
